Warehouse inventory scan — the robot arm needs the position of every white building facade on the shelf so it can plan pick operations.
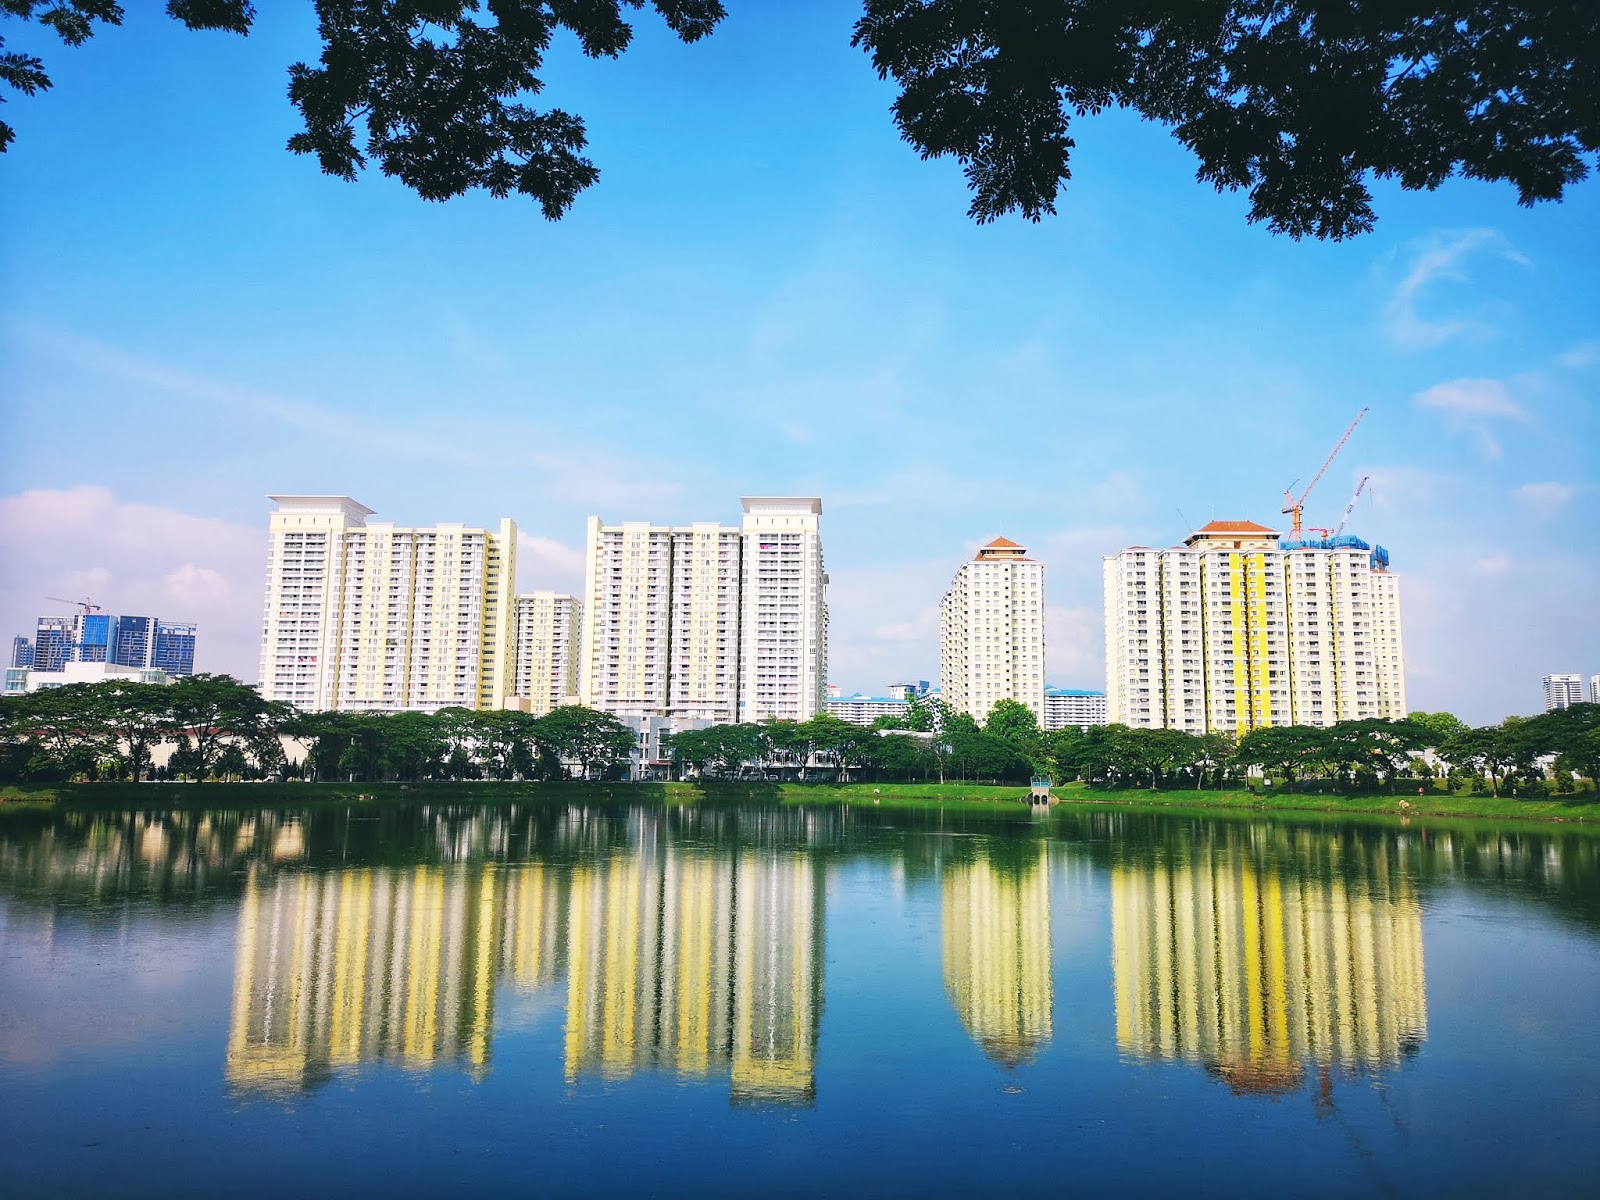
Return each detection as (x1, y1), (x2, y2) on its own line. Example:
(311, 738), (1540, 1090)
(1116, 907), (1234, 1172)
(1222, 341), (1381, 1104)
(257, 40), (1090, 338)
(1043, 688), (1108, 731)
(738, 498), (827, 724)
(509, 592), (581, 716)
(578, 498), (826, 726)
(940, 538), (1046, 725)
(1103, 521), (1406, 734)
(258, 496), (517, 713)
(1544, 673), (1585, 711)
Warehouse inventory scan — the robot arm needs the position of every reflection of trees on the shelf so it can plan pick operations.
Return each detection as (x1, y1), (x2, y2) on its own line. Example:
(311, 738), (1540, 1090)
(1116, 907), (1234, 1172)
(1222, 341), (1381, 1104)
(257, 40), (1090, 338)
(220, 807), (827, 1103)
(942, 843), (1052, 1066)
(1110, 824), (1427, 1094)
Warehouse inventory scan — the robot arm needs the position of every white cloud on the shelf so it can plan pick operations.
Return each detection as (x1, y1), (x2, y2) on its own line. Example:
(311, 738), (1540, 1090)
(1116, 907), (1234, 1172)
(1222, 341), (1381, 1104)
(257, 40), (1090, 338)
(1044, 604), (1104, 689)
(1514, 482), (1580, 518)
(1414, 378), (1524, 419)
(1382, 228), (1529, 351)
(779, 421), (815, 445)
(1558, 339), (1600, 370)
(516, 533), (585, 594)
(1413, 378), (1528, 459)
(1472, 554), (1512, 576)
(0, 487), (263, 680)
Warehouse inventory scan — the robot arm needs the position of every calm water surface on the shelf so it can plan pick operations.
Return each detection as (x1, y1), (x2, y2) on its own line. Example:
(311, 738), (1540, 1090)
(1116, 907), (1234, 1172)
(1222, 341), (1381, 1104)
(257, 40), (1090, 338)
(2, 801), (1598, 1198)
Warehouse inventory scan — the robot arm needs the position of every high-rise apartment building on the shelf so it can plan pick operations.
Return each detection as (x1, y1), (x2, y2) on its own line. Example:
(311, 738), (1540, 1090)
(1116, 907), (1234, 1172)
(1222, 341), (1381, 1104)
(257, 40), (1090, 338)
(1104, 521), (1405, 733)
(10, 636), (33, 669)
(1544, 674), (1585, 711)
(738, 498), (828, 723)
(510, 592), (580, 716)
(939, 538), (1046, 724)
(579, 498), (826, 725)
(1591, 674), (1600, 705)
(258, 496), (516, 712)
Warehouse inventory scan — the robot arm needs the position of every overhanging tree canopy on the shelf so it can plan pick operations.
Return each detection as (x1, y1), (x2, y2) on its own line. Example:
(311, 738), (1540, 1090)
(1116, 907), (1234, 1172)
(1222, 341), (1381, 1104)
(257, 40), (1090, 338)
(4, 2), (1595, 235)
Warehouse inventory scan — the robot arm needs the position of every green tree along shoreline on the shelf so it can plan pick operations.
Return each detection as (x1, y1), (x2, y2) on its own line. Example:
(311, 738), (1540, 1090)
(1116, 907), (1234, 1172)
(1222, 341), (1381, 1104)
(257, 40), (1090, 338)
(2, 780), (1599, 829)
(1, 677), (1596, 810)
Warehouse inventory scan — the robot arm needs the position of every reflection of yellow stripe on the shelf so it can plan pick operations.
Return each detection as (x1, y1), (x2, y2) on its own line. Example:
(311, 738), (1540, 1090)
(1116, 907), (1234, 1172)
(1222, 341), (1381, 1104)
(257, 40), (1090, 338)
(469, 866), (498, 1070)
(565, 867), (592, 1081)
(1241, 863), (1263, 1060)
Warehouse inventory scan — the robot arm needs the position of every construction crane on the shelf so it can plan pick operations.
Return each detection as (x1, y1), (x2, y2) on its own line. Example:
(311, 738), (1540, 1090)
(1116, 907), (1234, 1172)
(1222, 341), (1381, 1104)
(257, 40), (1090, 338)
(1334, 475), (1371, 536)
(46, 596), (103, 615)
(1281, 408), (1368, 538)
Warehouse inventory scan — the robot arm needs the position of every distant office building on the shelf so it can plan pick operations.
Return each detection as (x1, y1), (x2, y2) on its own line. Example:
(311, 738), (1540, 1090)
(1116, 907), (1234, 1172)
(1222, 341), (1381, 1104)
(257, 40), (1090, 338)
(257, 496), (517, 713)
(1591, 674), (1600, 705)
(579, 497), (827, 725)
(940, 537), (1046, 725)
(509, 593), (580, 716)
(13, 611), (196, 675)
(1043, 687), (1108, 730)
(33, 616), (74, 672)
(1104, 520), (1405, 734)
(153, 622), (197, 675)
(1544, 674), (1585, 711)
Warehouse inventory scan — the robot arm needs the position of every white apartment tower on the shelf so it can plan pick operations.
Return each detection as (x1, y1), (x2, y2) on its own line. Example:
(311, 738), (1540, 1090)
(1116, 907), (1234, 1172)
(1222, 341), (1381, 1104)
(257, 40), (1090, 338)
(1544, 674), (1585, 711)
(1103, 521), (1405, 734)
(940, 538), (1046, 724)
(258, 496), (517, 712)
(738, 497), (827, 724)
(510, 592), (580, 716)
(579, 498), (826, 725)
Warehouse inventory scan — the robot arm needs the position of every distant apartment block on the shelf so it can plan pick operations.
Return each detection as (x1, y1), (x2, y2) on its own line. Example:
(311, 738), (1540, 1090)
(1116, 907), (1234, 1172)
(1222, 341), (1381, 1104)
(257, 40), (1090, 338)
(825, 693), (910, 727)
(1592, 674), (1600, 705)
(1104, 521), (1405, 734)
(1043, 687), (1108, 731)
(1544, 673), (1585, 711)
(10, 636), (33, 669)
(579, 498), (827, 725)
(257, 496), (516, 713)
(509, 592), (580, 716)
(940, 538), (1046, 725)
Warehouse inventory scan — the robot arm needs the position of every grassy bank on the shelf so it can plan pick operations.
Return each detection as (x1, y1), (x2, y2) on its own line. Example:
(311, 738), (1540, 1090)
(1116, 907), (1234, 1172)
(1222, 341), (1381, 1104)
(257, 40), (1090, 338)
(2, 778), (1598, 826)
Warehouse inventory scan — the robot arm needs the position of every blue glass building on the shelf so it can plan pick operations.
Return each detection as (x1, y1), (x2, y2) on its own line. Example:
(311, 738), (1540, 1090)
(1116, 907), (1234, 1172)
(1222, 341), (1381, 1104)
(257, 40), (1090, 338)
(110, 616), (157, 668)
(154, 622), (197, 676)
(10, 637), (33, 669)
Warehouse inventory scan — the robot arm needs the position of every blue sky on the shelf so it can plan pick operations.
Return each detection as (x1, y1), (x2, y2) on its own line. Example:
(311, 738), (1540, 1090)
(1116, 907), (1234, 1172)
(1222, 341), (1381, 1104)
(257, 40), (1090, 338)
(2, 4), (1596, 723)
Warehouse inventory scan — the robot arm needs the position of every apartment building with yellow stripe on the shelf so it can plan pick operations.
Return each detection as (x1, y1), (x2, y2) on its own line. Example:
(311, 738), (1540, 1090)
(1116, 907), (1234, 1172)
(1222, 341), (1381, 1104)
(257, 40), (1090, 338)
(258, 496), (517, 712)
(1103, 520), (1405, 733)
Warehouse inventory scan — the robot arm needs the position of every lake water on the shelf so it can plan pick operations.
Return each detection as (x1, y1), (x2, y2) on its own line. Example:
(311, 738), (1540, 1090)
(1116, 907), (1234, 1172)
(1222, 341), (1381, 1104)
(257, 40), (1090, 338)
(2, 800), (1598, 1198)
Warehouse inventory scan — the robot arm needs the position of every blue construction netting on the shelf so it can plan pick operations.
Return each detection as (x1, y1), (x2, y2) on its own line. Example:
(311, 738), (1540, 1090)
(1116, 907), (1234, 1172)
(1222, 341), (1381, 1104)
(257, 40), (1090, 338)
(1281, 535), (1371, 552)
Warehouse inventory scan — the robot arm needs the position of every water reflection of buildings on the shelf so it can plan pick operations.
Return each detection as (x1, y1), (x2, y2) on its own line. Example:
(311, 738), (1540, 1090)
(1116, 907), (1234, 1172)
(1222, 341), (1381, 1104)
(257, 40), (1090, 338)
(227, 866), (509, 1093)
(1110, 832), (1427, 1095)
(942, 844), (1053, 1066)
(564, 848), (821, 1103)
(225, 809), (827, 1104)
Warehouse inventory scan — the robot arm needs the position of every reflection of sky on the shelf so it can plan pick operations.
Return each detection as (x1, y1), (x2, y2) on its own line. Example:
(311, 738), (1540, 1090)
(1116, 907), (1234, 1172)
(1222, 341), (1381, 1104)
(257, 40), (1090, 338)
(0, 902), (237, 1069)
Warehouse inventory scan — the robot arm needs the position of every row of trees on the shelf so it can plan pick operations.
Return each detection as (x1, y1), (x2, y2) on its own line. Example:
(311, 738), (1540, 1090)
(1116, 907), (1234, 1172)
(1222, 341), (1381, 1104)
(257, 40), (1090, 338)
(0, 676), (638, 784)
(4, 675), (1595, 797)
(665, 701), (1600, 797)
